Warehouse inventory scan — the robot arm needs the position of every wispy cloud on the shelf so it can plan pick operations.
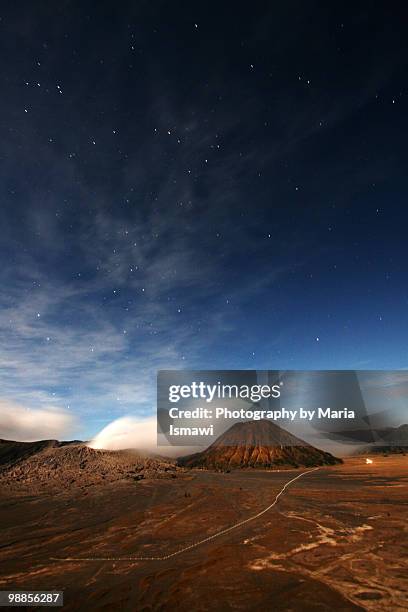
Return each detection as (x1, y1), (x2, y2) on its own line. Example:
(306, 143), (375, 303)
(0, 400), (77, 442)
(0, 41), (323, 440)
(0, 202), (276, 438)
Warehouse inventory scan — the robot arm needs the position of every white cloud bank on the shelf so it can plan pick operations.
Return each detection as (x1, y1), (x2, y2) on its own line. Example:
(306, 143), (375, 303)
(0, 400), (77, 442)
(89, 416), (157, 452)
(89, 415), (202, 458)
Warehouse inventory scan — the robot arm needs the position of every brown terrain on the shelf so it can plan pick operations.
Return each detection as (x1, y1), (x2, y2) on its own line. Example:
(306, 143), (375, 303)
(179, 419), (342, 469)
(0, 427), (407, 611)
(0, 439), (180, 491)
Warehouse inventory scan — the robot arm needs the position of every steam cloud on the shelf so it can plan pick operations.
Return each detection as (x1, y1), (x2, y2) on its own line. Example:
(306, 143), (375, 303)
(89, 416), (157, 452)
(89, 416), (202, 457)
(0, 400), (77, 442)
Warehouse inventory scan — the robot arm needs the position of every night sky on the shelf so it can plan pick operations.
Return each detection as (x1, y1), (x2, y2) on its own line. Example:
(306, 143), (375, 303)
(1, 2), (408, 439)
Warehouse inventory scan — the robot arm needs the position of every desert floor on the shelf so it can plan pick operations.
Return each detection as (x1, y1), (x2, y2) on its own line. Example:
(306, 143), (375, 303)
(0, 456), (407, 611)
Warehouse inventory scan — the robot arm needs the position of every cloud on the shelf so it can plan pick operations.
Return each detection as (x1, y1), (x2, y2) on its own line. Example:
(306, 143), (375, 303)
(88, 415), (202, 458)
(0, 261), (223, 421)
(0, 54), (303, 437)
(0, 400), (78, 442)
(89, 416), (157, 452)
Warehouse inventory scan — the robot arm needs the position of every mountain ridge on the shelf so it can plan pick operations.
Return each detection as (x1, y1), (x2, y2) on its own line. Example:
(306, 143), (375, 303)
(358, 423), (408, 455)
(0, 439), (180, 490)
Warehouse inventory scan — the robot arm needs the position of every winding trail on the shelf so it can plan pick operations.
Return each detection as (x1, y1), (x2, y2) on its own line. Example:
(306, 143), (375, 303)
(53, 467), (319, 562)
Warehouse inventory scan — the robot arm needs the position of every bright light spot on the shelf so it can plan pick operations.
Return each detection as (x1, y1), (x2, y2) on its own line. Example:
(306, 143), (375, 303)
(366, 458), (373, 464)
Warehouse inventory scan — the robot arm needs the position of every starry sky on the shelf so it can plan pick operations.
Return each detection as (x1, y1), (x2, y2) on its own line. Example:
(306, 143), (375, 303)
(1, 2), (408, 440)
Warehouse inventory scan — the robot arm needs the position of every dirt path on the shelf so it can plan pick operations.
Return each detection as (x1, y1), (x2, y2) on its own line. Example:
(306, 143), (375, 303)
(53, 467), (319, 562)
